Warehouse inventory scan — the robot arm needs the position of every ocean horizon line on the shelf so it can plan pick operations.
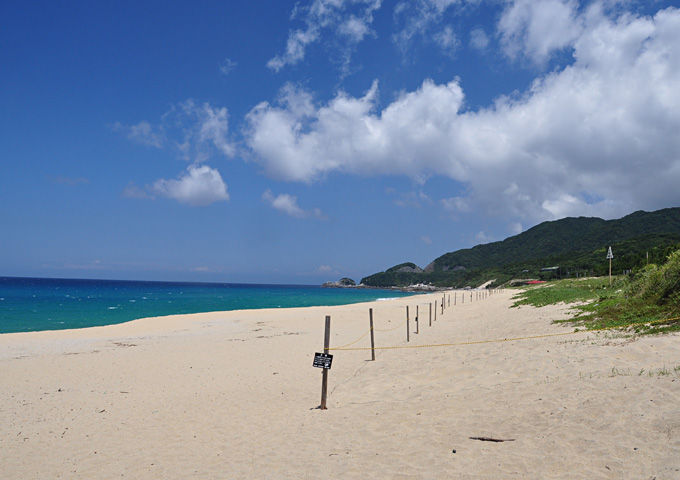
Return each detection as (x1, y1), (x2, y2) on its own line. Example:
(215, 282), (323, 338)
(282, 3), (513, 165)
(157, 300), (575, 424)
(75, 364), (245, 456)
(0, 276), (416, 334)
(0, 275), (323, 288)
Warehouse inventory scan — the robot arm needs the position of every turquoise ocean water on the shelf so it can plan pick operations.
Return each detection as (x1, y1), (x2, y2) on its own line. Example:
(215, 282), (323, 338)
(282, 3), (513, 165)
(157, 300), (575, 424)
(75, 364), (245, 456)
(0, 277), (415, 334)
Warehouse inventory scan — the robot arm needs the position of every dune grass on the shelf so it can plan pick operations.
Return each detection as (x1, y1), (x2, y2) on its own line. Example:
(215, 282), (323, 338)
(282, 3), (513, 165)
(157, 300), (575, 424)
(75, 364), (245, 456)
(511, 251), (680, 335)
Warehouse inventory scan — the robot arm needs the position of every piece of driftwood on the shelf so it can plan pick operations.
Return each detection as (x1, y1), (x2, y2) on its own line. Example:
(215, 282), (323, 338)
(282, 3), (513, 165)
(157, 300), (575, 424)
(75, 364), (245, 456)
(469, 436), (515, 442)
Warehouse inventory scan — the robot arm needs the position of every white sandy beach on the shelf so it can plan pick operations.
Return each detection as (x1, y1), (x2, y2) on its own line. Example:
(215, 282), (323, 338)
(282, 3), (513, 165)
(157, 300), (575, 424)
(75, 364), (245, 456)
(1, 289), (679, 479)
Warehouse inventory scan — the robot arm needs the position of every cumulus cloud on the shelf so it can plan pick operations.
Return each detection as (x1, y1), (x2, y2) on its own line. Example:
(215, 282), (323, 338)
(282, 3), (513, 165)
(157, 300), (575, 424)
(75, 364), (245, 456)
(246, 6), (680, 224)
(498, 0), (583, 65)
(267, 0), (381, 72)
(262, 190), (326, 219)
(246, 79), (465, 182)
(151, 165), (230, 206)
(119, 100), (236, 207)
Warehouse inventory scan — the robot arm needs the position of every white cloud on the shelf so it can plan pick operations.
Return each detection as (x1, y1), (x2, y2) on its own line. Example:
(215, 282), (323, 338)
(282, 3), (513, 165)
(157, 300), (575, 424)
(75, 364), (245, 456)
(219, 58), (237, 76)
(246, 6), (680, 224)
(420, 235), (433, 244)
(392, 0), (461, 54)
(267, 0), (382, 72)
(113, 120), (164, 148)
(246, 79), (464, 182)
(508, 222), (524, 235)
(434, 25), (460, 55)
(470, 27), (489, 50)
(308, 264), (341, 278)
(262, 190), (326, 219)
(339, 15), (371, 42)
(172, 100), (235, 162)
(498, 0), (582, 65)
(441, 196), (471, 212)
(118, 101), (235, 163)
(120, 101), (236, 207)
(151, 165), (230, 206)
(475, 231), (492, 244)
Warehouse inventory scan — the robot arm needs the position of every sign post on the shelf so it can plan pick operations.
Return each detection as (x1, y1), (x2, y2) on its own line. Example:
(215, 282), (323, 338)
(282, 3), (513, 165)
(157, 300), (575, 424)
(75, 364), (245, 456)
(369, 308), (375, 361)
(415, 305), (419, 335)
(406, 306), (410, 342)
(607, 246), (614, 286)
(317, 315), (332, 409)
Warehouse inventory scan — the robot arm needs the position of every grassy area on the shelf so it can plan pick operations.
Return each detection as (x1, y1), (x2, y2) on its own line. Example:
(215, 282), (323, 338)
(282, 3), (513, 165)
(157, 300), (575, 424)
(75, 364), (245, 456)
(511, 277), (611, 308)
(511, 251), (680, 335)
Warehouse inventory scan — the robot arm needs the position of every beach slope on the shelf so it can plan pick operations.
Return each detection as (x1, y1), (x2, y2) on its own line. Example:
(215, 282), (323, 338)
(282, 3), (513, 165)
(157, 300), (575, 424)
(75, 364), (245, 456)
(1, 290), (679, 479)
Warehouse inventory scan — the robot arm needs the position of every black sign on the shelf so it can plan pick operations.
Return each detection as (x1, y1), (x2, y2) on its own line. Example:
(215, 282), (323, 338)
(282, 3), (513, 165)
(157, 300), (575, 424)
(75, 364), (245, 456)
(313, 352), (333, 369)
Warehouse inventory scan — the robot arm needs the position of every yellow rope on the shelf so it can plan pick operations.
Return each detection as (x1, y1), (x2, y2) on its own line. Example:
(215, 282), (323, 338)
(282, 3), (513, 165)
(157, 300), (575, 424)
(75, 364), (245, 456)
(332, 327), (374, 350)
(332, 316), (409, 349)
(329, 316), (680, 351)
(334, 308), (441, 346)
(373, 317), (408, 332)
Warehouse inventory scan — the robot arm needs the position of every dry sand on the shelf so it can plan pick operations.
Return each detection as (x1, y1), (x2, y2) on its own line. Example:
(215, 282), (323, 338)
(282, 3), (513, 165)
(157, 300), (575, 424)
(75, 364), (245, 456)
(1, 289), (679, 479)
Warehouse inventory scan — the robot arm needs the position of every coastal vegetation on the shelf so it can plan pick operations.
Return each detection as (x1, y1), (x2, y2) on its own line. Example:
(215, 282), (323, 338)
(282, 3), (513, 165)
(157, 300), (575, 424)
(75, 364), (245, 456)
(512, 248), (680, 335)
(361, 207), (680, 289)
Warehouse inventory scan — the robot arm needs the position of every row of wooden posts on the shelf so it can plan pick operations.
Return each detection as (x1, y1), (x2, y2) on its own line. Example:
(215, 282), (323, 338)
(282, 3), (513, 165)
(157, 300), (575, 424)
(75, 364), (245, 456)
(319, 288), (503, 409)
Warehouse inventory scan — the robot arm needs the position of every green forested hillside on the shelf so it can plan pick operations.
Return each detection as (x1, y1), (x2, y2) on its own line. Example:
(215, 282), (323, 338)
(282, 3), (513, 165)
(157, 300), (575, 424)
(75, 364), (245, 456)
(361, 207), (680, 288)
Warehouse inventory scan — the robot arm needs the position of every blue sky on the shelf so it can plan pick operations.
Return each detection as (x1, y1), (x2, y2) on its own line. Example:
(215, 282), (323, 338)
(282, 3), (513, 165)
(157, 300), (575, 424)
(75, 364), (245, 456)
(2, 0), (680, 285)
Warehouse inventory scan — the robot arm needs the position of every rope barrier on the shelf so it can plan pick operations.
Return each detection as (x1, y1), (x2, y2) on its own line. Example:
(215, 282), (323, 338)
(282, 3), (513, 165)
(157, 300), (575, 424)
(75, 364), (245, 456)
(332, 327), (374, 350)
(332, 317), (409, 349)
(328, 291), (493, 349)
(329, 316), (680, 352)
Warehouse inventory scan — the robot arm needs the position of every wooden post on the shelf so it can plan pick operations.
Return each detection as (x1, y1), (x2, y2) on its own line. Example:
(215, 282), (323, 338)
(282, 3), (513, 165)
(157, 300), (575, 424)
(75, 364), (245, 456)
(448, 295), (450, 307)
(454, 292), (456, 305)
(369, 308), (375, 361)
(434, 301), (437, 321)
(415, 305), (419, 334)
(320, 315), (331, 410)
(429, 302), (432, 326)
(406, 306), (410, 342)
(441, 299), (444, 316)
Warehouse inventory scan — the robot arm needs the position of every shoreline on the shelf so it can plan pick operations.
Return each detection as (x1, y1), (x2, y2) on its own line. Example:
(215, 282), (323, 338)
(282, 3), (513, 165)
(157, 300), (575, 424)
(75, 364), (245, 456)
(2, 290), (679, 478)
(0, 278), (419, 335)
